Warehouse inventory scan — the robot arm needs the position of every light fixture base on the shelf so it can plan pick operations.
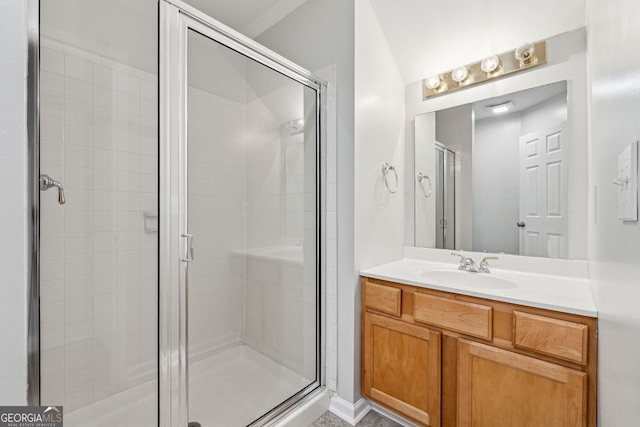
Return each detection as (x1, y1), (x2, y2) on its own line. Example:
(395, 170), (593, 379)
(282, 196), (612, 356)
(422, 41), (547, 100)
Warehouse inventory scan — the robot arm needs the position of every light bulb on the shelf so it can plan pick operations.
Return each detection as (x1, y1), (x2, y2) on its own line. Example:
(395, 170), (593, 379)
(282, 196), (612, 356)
(425, 75), (441, 90)
(481, 55), (500, 73)
(451, 66), (469, 83)
(515, 43), (536, 64)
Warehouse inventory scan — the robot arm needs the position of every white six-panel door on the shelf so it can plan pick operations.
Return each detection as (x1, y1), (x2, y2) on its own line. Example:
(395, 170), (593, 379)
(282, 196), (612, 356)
(518, 121), (568, 258)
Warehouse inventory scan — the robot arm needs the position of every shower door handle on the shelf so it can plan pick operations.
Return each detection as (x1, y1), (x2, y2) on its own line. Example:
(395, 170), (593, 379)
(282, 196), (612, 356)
(181, 233), (194, 262)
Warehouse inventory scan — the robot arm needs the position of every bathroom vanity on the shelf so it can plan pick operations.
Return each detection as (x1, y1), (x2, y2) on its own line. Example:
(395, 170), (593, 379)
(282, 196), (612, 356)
(360, 257), (597, 427)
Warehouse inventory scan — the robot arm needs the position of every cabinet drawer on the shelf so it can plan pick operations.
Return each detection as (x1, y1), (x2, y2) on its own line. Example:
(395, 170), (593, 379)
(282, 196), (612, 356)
(364, 282), (402, 316)
(513, 311), (588, 365)
(414, 293), (492, 340)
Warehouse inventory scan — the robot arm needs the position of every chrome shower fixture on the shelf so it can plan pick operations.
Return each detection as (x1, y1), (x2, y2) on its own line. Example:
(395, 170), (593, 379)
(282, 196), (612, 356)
(39, 174), (66, 205)
(282, 118), (305, 133)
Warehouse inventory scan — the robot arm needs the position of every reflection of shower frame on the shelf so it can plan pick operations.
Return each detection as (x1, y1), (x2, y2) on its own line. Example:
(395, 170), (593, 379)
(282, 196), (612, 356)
(435, 142), (456, 250)
(160, 1), (326, 426)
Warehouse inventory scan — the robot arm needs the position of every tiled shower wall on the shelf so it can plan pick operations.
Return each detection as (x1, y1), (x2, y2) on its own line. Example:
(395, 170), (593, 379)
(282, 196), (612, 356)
(39, 38), (158, 411)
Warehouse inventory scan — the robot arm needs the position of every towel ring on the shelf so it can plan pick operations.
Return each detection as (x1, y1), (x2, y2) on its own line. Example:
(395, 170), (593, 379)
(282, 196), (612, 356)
(416, 172), (432, 197)
(382, 162), (398, 194)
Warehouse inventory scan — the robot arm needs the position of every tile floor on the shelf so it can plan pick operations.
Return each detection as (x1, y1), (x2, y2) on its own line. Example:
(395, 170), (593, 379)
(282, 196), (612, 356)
(310, 411), (402, 427)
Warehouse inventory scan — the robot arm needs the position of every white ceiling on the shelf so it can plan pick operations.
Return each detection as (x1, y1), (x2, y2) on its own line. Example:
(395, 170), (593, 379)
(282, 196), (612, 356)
(369, 0), (586, 84)
(41, 0), (309, 73)
(184, 0), (309, 38)
(473, 80), (567, 120)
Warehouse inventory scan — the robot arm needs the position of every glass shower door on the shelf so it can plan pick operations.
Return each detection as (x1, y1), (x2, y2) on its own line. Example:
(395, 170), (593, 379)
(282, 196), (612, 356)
(185, 30), (319, 427)
(161, 4), (322, 426)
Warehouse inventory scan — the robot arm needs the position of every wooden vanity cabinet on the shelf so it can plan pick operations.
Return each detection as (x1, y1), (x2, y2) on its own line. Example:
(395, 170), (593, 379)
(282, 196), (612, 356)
(363, 313), (442, 426)
(361, 277), (597, 427)
(458, 340), (586, 427)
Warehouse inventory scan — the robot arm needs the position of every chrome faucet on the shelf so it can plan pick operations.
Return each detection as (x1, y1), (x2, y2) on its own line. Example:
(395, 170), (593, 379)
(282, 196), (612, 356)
(451, 252), (499, 273)
(451, 252), (480, 272)
(478, 256), (499, 273)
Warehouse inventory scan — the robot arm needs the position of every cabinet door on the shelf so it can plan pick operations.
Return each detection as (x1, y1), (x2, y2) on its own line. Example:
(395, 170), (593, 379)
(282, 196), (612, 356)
(363, 313), (441, 426)
(458, 339), (586, 427)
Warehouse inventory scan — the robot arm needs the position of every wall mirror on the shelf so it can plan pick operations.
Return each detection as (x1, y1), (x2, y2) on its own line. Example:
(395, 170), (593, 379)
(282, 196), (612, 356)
(414, 80), (586, 259)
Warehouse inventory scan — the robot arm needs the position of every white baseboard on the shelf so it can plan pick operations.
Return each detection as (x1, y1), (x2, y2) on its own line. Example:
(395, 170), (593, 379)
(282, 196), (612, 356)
(329, 395), (371, 426)
(370, 402), (419, 427)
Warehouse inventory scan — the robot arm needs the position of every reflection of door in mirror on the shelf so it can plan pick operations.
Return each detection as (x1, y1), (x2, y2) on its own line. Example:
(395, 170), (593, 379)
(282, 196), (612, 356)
(519, 122), (568, 258)
(473, 82), (567, 257)
(435, 144), (456, 250)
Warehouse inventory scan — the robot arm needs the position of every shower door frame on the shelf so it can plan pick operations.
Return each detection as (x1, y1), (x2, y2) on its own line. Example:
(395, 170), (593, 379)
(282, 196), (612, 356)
(159, 1), (326, 426)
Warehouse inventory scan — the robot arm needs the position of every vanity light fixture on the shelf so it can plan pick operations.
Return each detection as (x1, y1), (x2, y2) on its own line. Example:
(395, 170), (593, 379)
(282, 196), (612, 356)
(422, 40), (547, 100)
(481, 55), (500, 73)
(451, 66), (470, 83)
(515, 42), (536, 65)
(486, 101), (514, 114)
(425, 75), (442, 90)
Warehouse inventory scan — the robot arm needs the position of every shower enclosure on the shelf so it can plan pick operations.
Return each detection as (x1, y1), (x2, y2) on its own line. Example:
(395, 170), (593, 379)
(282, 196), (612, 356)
(434, 143), (455, 250)
(33, 0), (324, 425)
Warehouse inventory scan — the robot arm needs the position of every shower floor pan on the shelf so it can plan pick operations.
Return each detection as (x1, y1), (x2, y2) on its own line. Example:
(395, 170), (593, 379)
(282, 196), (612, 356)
(64, 345), (310, 426)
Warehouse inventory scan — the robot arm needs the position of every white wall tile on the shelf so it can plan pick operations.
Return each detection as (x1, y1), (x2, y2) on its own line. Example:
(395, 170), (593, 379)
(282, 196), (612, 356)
(41, 48), (64, 74)
(65, 77), (92, 104)
(139, 79), (157, 101)
(41, 118), (64, 144)
(65, 123), (92, 147)
(93, 64), (117, 89)
(65, 99), (93, 127)
(41, 94), (65, 121)
(93, 85), (117, 109)
(65, 55), (93, 82)
(40, 39), (159, 407)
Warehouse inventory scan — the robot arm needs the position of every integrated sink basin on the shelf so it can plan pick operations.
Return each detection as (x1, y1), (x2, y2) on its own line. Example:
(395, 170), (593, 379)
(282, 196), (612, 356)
(416, 269), (518, 290)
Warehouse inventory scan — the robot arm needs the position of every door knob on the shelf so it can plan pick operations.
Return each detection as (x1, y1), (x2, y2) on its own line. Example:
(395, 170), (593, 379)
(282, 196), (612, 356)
(40, 174), (66, 205)
(517, 222), (526, 228)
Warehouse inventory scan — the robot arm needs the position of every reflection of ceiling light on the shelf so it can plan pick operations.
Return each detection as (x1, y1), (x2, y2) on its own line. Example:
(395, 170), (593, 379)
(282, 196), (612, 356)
(486, 101), (514, 114)
(451, 66), (469, 83)
(515, 43), (536, 64)
(426, 75), (442, 90)
(481, 55), (500, 73)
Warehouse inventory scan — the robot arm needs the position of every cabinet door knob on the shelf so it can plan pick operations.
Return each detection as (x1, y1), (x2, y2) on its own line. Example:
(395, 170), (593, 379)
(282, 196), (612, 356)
(517, 222), (526, 228)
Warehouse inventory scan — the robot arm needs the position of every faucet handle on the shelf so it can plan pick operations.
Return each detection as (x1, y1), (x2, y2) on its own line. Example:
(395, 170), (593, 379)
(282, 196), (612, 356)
(451, 252), (465, 262)
(451, 252), (468, 270)
(479, 256), (498, 273)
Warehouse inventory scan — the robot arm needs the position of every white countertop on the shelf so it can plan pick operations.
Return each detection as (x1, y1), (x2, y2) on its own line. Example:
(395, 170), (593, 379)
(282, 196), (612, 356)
(361, 258), (597, 317)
